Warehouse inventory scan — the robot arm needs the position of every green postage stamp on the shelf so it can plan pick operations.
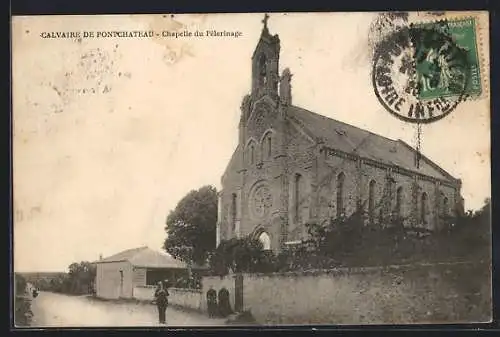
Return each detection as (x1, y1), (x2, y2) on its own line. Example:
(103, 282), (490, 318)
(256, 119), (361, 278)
(412, 18), (482, 100)
(372, 15), (484, 124)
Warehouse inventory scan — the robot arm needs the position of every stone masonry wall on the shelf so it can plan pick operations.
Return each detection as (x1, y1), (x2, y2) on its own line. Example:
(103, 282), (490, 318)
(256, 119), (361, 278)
(234, 262), (491, 325)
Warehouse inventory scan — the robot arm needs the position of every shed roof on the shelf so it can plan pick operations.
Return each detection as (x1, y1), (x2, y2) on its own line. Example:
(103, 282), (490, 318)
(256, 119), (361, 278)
(94, 246), (206, 269)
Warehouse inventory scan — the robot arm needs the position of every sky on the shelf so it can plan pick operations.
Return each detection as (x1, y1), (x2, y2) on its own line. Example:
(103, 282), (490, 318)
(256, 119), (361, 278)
(12, 12), (490, 272)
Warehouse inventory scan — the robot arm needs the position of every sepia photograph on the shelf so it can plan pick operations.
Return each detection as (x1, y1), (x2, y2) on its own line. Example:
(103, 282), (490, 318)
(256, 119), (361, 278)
(12, 11), (491, 327)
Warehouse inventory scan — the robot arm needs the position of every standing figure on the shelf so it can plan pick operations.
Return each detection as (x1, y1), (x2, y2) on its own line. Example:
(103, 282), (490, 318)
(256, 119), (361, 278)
(206, 286), (218, 318)
(154, 281), (169, 324)
(217, 287), (233, 317)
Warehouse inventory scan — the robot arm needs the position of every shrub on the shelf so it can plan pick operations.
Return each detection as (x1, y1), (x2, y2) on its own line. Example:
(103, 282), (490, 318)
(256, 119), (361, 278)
(276, 199), (490, 271)
(208, 200), (490, 274)
(209, 236), (278, 275)
(14, 274), (32, 327)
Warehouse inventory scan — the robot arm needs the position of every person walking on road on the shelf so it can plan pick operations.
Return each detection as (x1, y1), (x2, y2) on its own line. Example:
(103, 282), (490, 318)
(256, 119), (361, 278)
(154, 281), (169, 325)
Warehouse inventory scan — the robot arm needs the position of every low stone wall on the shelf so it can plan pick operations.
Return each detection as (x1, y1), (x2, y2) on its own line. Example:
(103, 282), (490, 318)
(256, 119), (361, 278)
(168, 288), (203, 311)
(133, 286), (203, 312)
(201, 261), (491, 325)
(133, 286), (155, 301)
(202, 275), (237, 312)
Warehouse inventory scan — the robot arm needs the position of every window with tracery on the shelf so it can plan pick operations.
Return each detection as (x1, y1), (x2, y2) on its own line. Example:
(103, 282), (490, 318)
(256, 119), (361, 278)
(251, 184), (272, 219)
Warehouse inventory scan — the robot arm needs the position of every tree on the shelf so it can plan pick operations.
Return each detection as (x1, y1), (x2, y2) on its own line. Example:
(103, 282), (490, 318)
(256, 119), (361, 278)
(163, 185), (217, 266)
(209, 236), (276, 275)
(14, 273), (31, 327)
(15, 273), (27, 296)
(66, 261), (96, 294)
(440, 198), (491, 260)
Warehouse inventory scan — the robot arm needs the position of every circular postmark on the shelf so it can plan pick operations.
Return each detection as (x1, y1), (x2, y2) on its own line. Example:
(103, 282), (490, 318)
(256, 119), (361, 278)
(372, 20), (471, 124)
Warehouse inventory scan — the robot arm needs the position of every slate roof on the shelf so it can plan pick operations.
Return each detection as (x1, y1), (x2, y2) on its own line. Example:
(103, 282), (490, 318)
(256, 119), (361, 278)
(287, 105), (456, 182)
(222, 104), (456, 184)
(94, 246), (206, 269)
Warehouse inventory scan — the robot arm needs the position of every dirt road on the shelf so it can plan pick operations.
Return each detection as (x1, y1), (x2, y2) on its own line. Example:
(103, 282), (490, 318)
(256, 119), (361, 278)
(29, 291), (227, 327)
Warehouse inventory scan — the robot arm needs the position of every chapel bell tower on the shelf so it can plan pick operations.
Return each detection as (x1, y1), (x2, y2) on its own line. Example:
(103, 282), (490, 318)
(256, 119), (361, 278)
(251, 14), (280, 99)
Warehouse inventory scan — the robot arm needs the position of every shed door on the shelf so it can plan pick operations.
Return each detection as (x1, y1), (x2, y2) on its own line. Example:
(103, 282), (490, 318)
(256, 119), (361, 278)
(119, 270), (124, 298)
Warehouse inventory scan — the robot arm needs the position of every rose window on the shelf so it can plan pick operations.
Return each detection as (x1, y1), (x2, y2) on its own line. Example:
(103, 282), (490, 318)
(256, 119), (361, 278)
(252, 185), (272, 218)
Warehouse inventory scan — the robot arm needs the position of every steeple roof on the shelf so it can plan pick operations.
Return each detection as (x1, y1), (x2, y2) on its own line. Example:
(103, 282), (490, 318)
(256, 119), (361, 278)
(251, 13), (280, 59)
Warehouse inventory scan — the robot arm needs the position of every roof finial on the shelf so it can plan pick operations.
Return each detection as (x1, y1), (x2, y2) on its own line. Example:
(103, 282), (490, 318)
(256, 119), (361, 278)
(262, 13), (270, 31)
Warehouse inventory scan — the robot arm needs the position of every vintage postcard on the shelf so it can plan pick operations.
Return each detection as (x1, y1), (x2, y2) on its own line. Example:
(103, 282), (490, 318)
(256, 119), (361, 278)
(12, 12), (491, 327)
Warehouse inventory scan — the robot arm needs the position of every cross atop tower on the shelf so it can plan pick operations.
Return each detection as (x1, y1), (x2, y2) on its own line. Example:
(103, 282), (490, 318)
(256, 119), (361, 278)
(250, 12), (280, 97)
(262, 13), (270, 30)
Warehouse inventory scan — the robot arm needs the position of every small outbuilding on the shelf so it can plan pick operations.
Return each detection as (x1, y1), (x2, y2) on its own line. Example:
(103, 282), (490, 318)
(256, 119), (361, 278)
(93, 246), (205, 300)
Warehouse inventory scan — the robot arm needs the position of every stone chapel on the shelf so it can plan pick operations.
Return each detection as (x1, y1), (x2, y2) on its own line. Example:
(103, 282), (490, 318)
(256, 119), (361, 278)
(216, 15), (464, 253)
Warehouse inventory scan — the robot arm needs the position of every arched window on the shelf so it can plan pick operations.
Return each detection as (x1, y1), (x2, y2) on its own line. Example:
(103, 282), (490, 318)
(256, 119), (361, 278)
(369, 180), (376, 224)
(231, 193), (237, 231)
(336, 172), (345, 218)
(247, 142), (255, 165)
(295, 173), (302, 223)
(267, 133), (272, 158)
(421, 192), (428, 224)
(396, 186), (403, 217)
(258, 232), (271, 250)
(262, 132), (272, 159)
(442, 196), (449, 217)
(258, 53), (267, 86)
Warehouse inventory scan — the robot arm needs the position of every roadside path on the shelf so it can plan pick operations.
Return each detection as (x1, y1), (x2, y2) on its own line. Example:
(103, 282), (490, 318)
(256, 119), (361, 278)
(30, 291), (228, 327)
